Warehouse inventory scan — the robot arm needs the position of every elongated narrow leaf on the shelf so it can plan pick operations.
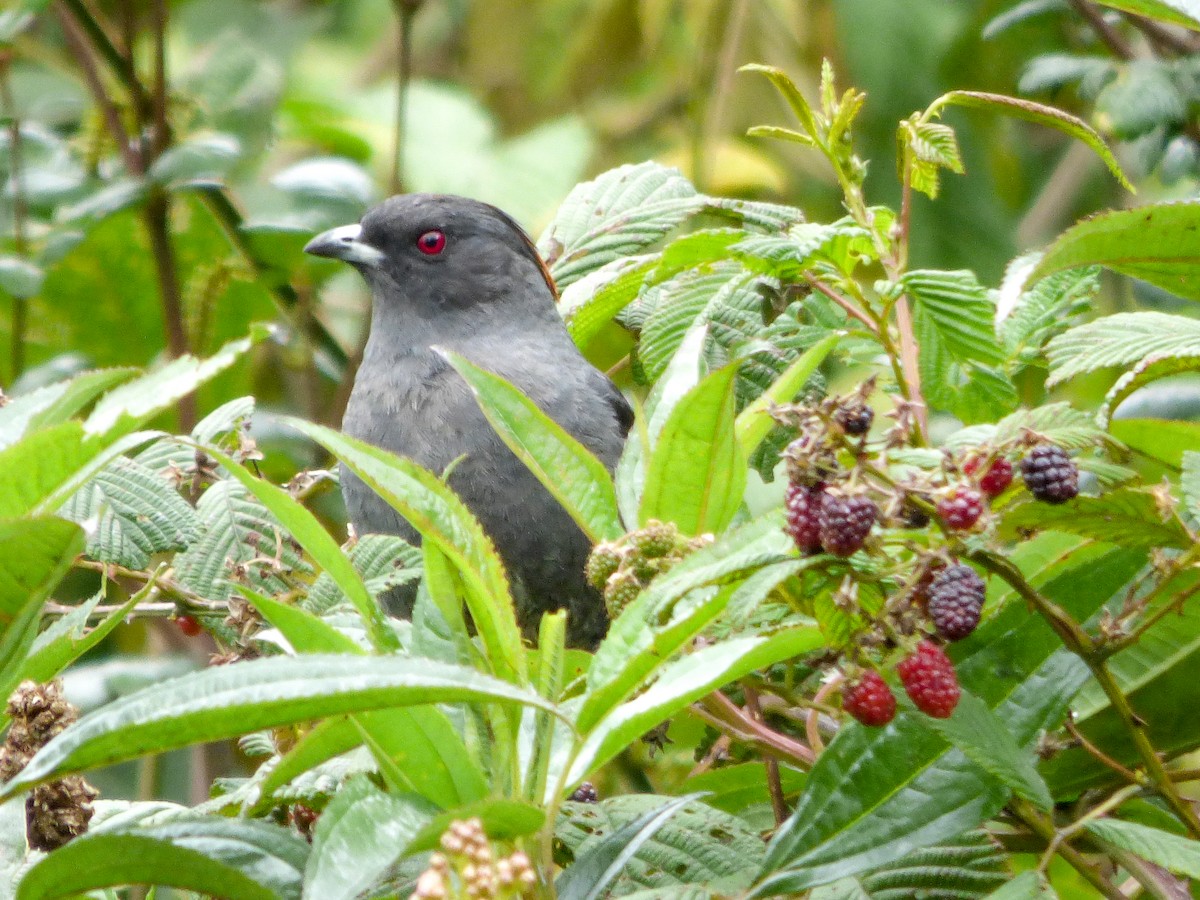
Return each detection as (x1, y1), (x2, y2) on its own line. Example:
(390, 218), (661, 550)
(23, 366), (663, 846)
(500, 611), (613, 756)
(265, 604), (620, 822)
(0, 517), (83, 625)
(557, 794), (705, 900)
(240, 588), (363, 655)
(569, 627), (822, 784)
(736, 334), (839, 455)
(0, 368), (136, 450)
(1086, 818), (1200, 879)
(1033, 203), (1200, 302)
(929, 91), (1132, 191)
(16, 816), (308, 900)
(288, 421), (526, 684)
(304, 776), (430, 900)
(1093, 0), (1200, 32)
(0, 655), (553, 798)
(641, 363), (746, 535)
(443, 352), (622, 542)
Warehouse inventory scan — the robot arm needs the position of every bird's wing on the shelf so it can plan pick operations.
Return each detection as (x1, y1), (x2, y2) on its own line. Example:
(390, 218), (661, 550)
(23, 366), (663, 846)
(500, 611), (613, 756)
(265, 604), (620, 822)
(602, 375), (635, 438)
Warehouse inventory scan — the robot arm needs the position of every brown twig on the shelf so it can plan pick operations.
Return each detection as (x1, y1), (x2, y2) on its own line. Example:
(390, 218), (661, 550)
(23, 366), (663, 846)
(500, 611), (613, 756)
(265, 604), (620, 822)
(802, 272), (877, 332)
(694, 692), (815, 767)
(1009, 797), (1127, 900)
(1065, 716), (1144, 785)
(1122, 13), (1200, 55)
(1069, 0), (1136, 59)
(743, 684), (787, 826)
(388, 0), (418, 194)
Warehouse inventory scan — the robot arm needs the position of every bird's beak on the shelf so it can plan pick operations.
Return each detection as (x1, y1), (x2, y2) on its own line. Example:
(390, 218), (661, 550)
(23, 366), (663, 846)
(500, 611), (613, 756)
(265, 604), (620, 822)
(304, 223), (385, 267)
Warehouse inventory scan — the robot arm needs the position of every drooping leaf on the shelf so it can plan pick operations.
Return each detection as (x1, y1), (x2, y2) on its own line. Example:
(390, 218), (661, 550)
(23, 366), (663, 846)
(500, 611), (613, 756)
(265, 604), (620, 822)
(999, 489), (1192, 550)
(1046, 311), (1200, 387)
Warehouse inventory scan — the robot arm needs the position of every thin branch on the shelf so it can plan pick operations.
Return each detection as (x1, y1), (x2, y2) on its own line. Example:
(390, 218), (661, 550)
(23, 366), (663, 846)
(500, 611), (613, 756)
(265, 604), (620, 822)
(694, 692), (815, 767)
(389, 0), (418, 194)
(0, 56), (29, 381)
(1009, 797), (1126, 900)
(743, 684), (787, 826)
(60, 0), (152, 115)
(802, 272), (877, 332)
(1065, 716), (1144, 785)
(1122, 13), (1200, 55)
(1069, 0), (1136, 59)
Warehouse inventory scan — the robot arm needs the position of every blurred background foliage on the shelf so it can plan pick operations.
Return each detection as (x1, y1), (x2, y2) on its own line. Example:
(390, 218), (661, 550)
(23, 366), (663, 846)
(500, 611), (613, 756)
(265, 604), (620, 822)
(2, 0), (1200, 811)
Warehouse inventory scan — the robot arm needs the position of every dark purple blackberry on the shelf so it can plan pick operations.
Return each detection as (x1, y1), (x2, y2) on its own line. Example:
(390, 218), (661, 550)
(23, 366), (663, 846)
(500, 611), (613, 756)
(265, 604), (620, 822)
(570, 782), (598, 803)
(818, 493), (877, 557)
(785, 483), (824, 554)
(927, 564), (986, 640)
(835, 403), (874, 436)
(1021, 444), (1079, 504)
(937, 486), (984, 530)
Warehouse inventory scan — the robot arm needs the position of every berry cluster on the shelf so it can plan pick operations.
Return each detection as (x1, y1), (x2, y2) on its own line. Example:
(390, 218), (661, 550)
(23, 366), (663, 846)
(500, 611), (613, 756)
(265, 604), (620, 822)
(774, 387), (1084, 729)
(412, 818), (536, 900)
(586, 520), (712, 617)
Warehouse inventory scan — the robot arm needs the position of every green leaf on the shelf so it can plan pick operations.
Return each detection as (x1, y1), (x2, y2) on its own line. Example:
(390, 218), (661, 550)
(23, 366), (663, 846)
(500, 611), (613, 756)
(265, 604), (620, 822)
(902, 120), (964, 199)
(1110, 418), (1200, 468)
(999, 489), (1192, 550)
(288, 421), (526, 684)
(740, 64), (820, 140)
(0, 517), (83, 627)
(1183, 453), (1200, 521)
(540, 162), (701, 289)
(563, 255), (657, 352)
(0, 655), (554, 799)
(982, 871), (1057, 899)
(927, 91), (1133, 191)
(641, 363), (745, 535)
(736, 334), (839, 456)
(148, 133), (242, 186)
(1046, 311), (1200, 387)
(443, 352), (623, 542)
(556, 794), (705, 900)
(1086, 818), (1200, 878)
(1100, 351), (1200, 424)
(1000, 266), (1099, 364)
(85, 332), (261, 437)
(241, 588), (363, 655)
(1033, 203), (1200, 302)
(557, 795), (764, 895)
(569, 627), (822, 785)
(1092, 0), (1200, 30)
(303, 776), (430, 900)
(405, 798), (545, 852)
(305, 534), (420, 614)
(16, 815), (308, 900)
(809, 830), (1009, 900)
(0, 368), (137, 451)
(903, 270), (1004, 364)
(203, 446), (396, 652)
(917, 692), (1053, 809)
(1094, 60), (1186, 139)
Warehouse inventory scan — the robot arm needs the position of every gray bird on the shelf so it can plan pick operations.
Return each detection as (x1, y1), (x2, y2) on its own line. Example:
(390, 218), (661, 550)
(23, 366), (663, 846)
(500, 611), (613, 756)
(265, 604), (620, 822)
(305, 194), (632, 648)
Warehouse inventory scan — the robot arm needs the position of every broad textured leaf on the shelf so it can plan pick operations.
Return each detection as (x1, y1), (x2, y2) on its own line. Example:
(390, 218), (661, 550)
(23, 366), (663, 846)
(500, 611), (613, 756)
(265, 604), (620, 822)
(303, 776), (430, 900)
(540, 162), (701, 289)
(556, 794), (707, 900)
(557, 795), (764, 895)
(1099, 350), (1200, 424)
(305, 534), (421, 614)
(173, 480), (309, 602)
(736, 334), (839, 455)
(1046, 311), (1200, 387)
(61, 456), (200, 569)
(1032, 204), (1200, 303)
(944, 403), (1111, 454)
(1085, 818), (1200, 879)
(445, 352), (623, 542)
(563, 255), (658, 352)
(641, 363), (745, 535)
(16, 815), (308, 900)
(982, 870), (1056, 899)
(999, 490), (1191, 549)
(289, 421), (525, 684)
(1001, 267), (1099, 363)
(0, 654), (553, 797)
(808, 830), (1009, 900)
(1110, 417), (1200, 468)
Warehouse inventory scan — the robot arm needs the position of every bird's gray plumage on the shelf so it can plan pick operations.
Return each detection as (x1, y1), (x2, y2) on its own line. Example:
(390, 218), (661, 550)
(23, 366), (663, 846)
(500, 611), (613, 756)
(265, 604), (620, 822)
(306, 194), (631, 647)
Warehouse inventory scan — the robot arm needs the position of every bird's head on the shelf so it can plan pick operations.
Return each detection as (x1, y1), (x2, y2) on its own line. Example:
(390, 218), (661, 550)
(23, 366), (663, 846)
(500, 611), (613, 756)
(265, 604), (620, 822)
(304, 194), (558, 311)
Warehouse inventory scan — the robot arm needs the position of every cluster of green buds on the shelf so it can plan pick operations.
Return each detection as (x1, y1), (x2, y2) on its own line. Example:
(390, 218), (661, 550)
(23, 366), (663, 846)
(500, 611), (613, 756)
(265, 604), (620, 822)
(586, 520), (713, 617)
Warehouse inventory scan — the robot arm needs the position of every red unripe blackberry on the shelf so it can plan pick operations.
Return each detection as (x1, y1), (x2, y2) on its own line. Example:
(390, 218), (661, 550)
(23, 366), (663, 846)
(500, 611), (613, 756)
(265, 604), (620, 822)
(784, 483), (824, 554)
(897, 641), (961, 718)
(835, 403), (874, 436)
(927, 564), (986, 640)
(936, 486), (984, 530)
(843, 670), (896, 726)
(818, 493), (877, 557)
(965, 456), (1013, 498)
(175, 615), (202, 637)
(1021, 444), (1079, 504)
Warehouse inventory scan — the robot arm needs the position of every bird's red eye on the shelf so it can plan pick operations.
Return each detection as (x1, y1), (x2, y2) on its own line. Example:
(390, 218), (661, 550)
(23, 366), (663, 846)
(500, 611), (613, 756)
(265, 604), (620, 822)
(416, 230), (446, 255)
